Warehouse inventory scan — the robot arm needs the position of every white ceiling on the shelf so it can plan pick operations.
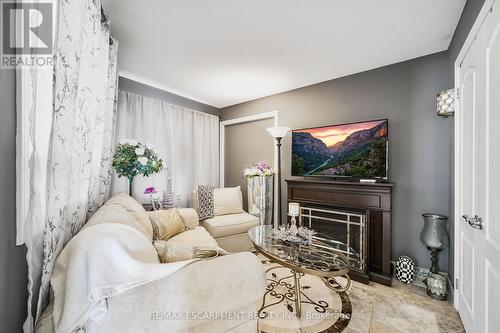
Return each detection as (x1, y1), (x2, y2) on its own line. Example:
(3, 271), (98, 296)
(102, 0), (466, 108)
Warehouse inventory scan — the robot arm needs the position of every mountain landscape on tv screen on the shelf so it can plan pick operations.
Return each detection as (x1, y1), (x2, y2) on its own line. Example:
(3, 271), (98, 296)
(292, 120), (388, 178)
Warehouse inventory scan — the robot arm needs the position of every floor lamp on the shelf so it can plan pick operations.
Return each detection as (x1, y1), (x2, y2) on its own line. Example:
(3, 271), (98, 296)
(266, 126), (290, 226)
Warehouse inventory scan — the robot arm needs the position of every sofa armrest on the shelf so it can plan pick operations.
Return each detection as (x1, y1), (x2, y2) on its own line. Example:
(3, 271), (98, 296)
(90, 252), (266, 332)
(178, 208), (199, 228)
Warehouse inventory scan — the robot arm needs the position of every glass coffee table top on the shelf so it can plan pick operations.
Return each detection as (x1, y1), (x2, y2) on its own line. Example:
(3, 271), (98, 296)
(248, 225), (360, 278)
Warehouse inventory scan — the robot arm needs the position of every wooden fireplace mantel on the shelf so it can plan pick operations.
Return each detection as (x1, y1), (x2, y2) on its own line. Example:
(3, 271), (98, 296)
(286, 178), (394, 286)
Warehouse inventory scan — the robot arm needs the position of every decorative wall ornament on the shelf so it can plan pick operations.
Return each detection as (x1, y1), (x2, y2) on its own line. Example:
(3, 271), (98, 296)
(436, 88), (456, 117)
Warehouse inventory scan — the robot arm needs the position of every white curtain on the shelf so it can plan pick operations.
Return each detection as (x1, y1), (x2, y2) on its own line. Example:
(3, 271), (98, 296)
(18, 1), (119, 331)
(111, 91), (219, 207)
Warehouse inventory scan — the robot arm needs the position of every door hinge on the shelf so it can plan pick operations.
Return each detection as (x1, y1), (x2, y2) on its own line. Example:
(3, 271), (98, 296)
(455, 278), (459, 289)
(455, 87), (460, 100)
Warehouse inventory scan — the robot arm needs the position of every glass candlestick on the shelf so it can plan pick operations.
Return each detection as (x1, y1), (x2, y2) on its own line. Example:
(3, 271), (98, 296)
(289, 214), (298, 235)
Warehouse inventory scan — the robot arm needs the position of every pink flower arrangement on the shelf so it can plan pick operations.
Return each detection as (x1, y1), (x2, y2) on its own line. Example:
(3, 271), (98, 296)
(144, 186), (157, 194)
(243, 161), (275, 177)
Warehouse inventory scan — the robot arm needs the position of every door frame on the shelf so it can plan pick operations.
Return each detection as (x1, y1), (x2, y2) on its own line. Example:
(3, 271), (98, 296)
(220, 111), (279, 225)
(454, 0), (496, 309)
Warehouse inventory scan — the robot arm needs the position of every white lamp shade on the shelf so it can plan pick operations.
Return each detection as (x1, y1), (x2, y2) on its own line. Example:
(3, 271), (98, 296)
(266, 126), (290, 138)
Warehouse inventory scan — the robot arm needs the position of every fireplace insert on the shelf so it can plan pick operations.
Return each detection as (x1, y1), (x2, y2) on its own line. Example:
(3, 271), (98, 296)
(298, 205), (368, 272)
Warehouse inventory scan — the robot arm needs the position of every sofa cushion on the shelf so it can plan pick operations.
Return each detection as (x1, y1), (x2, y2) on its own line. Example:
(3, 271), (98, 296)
(84, 193), (153, 241)
(147, 208), (185, 241)
(214, 186), (244, 216)
(202, 212), (260, 238)
(153, 226), (220, 262)
(105, 193), (154, 240)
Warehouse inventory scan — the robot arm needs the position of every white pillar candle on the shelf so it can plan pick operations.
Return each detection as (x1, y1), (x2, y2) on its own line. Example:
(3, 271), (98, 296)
(289, 202), (300, 216)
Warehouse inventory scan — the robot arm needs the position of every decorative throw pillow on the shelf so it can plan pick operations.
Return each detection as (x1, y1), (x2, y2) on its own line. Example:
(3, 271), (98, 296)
(177, 208), (199, 229)
(153, 240), (194, 263)
(197, 185), (215, 220)
(147, 208), (185, 241)
(153, 240), (227, 263)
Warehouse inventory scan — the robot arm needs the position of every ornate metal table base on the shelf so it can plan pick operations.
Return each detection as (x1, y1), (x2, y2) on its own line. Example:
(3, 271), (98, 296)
(323, 275), (352, 293)
(259, 266), (351, 318)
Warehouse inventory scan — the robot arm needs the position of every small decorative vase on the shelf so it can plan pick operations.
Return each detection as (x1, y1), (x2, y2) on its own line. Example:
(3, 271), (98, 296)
(395, 255), (415, 284)
(420, 214), (449, 274)
(247, 175), (274, 225)
(426, 272), (448, 301)
(162, 191), (176, 209)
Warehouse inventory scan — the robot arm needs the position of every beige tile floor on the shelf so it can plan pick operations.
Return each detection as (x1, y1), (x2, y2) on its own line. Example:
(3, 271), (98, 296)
(257, 254), (463, 333)
(345, 279), (464, 333)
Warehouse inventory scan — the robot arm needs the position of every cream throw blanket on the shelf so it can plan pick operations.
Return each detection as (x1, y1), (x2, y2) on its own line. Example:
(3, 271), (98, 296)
(51, 223), (197, 333)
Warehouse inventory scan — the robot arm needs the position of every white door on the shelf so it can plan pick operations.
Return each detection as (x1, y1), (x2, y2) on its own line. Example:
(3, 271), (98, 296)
(456, 1), (500, 332)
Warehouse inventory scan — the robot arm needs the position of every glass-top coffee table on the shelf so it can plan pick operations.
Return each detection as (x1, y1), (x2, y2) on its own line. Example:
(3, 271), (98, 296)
(248, 225), (360, 317)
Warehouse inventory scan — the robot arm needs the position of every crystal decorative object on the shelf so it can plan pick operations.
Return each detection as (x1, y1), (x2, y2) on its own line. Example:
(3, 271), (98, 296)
(271, 225), (316, 245)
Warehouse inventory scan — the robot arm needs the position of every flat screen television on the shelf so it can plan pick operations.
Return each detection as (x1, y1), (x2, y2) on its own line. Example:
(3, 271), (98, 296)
(291, 119), (388, 179)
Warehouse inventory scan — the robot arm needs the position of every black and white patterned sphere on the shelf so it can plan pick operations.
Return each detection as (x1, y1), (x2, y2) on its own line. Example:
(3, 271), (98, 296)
(395, 255), (415, 283)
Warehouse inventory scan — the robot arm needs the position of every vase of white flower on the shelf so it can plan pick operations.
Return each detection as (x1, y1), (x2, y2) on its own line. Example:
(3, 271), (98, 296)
(244, 162), (275, 226)
(112, 139), (164, 196)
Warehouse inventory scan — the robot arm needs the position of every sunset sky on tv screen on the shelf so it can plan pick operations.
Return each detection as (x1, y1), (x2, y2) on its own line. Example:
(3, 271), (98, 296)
(293, 120), (386, 147)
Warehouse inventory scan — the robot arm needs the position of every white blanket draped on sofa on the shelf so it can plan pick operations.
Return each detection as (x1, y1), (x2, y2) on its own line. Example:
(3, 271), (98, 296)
(111, 91), (219, 207)
(50, 223), (196, 333)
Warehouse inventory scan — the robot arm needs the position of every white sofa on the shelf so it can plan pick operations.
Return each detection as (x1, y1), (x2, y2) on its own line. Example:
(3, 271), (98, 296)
(36, 193), (265, 333)
(193, 186), (260, 252)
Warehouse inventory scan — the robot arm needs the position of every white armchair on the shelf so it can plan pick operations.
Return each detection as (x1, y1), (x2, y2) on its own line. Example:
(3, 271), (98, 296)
(193, 186), (260, 252)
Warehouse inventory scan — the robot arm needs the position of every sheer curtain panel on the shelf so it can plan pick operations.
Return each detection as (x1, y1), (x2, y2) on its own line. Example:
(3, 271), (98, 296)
(17, 1), (119, 331)
(111, 91), (219, 207)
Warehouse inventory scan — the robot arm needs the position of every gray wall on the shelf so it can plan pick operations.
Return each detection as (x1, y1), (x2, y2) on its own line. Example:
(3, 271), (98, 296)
(224, 118), (275, 210)
(119, 77), (220, 117)
(0, 69), (28, 331)
(446, 0), (485, 282)
(221, 52), (451, 272)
